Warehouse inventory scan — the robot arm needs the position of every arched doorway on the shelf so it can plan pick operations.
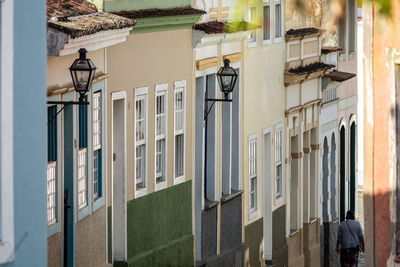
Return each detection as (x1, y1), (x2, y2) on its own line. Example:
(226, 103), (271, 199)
(331, 133), (337, 220)
(350, 122), (356, 212)
(340, 126), (346, 222)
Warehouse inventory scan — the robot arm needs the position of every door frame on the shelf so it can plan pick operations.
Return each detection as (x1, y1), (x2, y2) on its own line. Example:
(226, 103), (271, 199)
(263, 126), (272, 261)
(111, 91), (127, 262)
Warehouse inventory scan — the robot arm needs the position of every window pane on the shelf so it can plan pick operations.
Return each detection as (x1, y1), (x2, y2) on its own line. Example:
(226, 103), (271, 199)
(47, 162), (57, 225)
(275, 3), (282, 38)
(93, 93), (101, 149)
(175, 91), (184, 132)
(136, 144), (146, 189)
(78, 149), (87, 209)
(249, 7), (257, 42)
(136, 99), (146, 142)
(175, 134), (184, 177)
(263, 5), (270, 40)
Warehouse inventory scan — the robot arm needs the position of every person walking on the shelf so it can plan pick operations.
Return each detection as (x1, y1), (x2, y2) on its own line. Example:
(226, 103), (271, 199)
(336, 210), (365, 267)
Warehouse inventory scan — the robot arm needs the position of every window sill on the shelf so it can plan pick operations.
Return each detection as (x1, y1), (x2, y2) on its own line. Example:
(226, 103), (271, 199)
(248, 41), (257, 48)
(290, 228), (301, 237)
(135, 187), (147, 199)
(274, 37), (283, 44)
(274, 195), (284, 206)
(173, 176), (185, 186)
(78, 205), (90, 221)
(0, 242), (14, 263)
(221, 189), (243, 204)
(155, 181), (167, 192)
(204, 199), (219, 211)
(249, 209), (258, 220)
(93, 196), (104, 212)
(47, 222), (60, 238)
(262, 40), (272, 46)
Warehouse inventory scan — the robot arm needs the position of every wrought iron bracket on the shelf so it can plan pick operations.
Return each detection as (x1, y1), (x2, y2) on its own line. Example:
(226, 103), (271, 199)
(204, 91), (232, 121)
(47, 100), (89, 124)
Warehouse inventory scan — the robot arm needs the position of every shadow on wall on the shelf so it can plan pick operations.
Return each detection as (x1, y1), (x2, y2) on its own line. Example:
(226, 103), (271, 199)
(361, 189), (392, 266)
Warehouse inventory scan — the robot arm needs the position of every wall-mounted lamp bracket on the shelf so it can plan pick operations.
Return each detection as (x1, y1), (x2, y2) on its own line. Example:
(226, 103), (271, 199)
(204, 91), (232, 121)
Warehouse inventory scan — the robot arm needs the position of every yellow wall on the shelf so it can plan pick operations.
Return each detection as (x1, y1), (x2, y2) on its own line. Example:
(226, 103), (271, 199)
(243, 31), (287, 226)
(106, 29), (193, 204)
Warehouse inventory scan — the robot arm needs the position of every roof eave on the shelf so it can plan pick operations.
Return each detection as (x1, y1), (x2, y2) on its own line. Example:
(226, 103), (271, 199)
(47, 26), (133, 56)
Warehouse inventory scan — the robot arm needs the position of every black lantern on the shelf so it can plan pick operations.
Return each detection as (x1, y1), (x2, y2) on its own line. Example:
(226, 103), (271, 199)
(69, 48), (97, 102)
(217, 59), (238, 100)
(47, 48), (96, 123)
(204, 59), (238, 121)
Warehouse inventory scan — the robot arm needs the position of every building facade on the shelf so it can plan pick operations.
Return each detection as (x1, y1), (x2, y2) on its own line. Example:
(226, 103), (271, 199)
(192, 1), (247, 265)
(103, 1), (203, 265)
(46, 1), (134, 266)
(241, 0), (288, 266)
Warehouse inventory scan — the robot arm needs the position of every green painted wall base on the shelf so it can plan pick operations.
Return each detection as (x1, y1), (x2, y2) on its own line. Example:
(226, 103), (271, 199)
(109, 181), (193, 266)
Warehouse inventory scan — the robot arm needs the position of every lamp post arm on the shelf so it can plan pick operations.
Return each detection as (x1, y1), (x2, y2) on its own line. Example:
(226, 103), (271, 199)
(47, 100), (89, 125)
(203, 97), (232, 121)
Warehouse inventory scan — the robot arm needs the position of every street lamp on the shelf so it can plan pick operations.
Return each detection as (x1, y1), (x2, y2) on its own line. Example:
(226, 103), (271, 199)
(204, 59), (238, 121)
(69, 48), (97, 103)
(47, 48), (97, 123)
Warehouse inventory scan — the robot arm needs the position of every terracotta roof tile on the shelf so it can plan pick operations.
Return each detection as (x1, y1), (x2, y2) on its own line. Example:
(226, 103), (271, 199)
(47, 0), (97, 21)
(48, 12), (136, 38)
(289, 62), (335, 75)
(113, 7), (206, 19)
(193, 21), (227, 34)
(321, 46), (342, 54)
(325, 71), (356, 82)
(286, 27), (320, 37)
(193, 21), (261, 34)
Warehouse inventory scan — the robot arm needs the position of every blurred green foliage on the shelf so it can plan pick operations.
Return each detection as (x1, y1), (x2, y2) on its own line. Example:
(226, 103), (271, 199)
(294, 0), (393, 17)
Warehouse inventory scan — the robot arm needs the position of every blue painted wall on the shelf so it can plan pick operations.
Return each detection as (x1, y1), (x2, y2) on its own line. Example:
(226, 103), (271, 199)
(2, 0), (48, 265)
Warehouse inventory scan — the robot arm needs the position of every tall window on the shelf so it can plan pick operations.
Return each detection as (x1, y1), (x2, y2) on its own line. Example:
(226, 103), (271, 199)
(78, 101), (88, 209)
(174, 81), (185, 181)
(275, 126), (283, 200)
(274, 0), (282, 39)
(348, 0), (356, 53)
(263, 2), (271, 42)
(248, 6), (257, 44)
(78, 148), (88, 209)
(135, 90), (147, 191)
(249, 136), (257, 215)
(155, 84), (167, 187)
(47, 106), (57, 226)
(93, 92), (102, 200)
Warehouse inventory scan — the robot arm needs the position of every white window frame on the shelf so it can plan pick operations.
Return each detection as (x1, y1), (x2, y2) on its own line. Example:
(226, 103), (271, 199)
(135, 87), (148, 198)
(155, 83), (168, 191)
(248, 5), (257, 48)
(248, 134), (258, 219)
(173, 80), (186, 185)
(262, 0), (272, 45)
(47, 161), (57, 226)
(273, 0), (284, 43)
(274, 124), (283, 204)
(92, 92), (101, 200)
(0, 0), (15, 263)
(78, 148), (88, 209)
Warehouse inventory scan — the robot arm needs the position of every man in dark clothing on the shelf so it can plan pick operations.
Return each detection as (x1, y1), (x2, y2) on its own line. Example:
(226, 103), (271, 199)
(336, 210), (365, 267)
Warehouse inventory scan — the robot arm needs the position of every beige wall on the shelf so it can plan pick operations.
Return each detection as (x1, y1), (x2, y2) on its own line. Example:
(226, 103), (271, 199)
(75, 207), (109, 267)
(47, 49), (106, 91)
(106, 29), (193, 204)
(243, 31), (287, 226)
